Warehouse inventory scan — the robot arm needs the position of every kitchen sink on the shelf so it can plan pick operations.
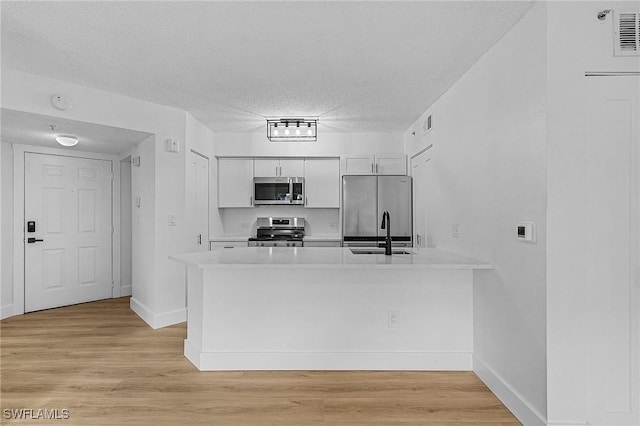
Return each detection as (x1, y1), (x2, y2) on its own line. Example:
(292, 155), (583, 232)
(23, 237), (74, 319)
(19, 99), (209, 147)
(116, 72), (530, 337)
(349, 248), (413, 255)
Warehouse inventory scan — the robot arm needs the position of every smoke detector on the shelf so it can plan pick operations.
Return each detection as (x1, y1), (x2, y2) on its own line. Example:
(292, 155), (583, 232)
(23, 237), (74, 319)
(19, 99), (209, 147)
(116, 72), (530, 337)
(51, 94), (72, 110)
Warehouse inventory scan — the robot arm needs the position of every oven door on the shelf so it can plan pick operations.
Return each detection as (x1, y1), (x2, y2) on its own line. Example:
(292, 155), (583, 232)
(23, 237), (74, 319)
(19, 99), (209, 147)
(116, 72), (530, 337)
(254, 177), (292, 205)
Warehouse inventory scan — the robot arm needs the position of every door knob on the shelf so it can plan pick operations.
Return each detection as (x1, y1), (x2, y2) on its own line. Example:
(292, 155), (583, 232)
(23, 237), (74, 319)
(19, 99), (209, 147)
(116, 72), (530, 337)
(27, 237), (44, 244)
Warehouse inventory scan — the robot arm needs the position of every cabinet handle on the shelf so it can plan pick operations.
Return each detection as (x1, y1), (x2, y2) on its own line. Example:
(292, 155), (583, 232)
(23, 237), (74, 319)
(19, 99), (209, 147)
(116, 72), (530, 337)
(250, 196), (253, 205)
(371, 163), (374, 173)
(305, 196), (308, 206)
(279, 166), (282, 176)
(276, 165), (279, 176)
(375, 163), (378, 174)
(198, 234), (202, 245)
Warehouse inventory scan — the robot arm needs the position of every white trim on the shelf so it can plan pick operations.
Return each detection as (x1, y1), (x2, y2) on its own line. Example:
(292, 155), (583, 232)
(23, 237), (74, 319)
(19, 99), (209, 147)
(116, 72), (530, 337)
(473, 354), (547, 426)
(0, 304), (14, 320)
(186, 345), (472, 371)
(120, 284), (132, 297)
(154, 307), (186, 328)
(129, 297), (154, 327)
(130, 297), (186, 329)
(12, 144), (120, 316)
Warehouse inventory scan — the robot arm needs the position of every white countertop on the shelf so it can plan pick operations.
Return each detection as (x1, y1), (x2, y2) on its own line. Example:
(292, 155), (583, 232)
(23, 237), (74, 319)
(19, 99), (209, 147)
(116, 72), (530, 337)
(170, 247), (492, 270)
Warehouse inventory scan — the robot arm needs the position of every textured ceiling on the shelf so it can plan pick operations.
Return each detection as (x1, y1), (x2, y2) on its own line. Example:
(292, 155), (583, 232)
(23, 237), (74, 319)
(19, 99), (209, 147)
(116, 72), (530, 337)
(1, 1), (534, 134)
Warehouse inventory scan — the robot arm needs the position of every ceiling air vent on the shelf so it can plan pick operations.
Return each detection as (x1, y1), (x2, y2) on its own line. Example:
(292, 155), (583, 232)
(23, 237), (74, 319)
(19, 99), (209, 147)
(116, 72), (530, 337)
(614, 11), (640, 56)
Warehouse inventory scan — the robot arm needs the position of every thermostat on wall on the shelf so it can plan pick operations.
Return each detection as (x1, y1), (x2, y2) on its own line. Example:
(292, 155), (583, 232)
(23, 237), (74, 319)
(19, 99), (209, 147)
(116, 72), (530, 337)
(516, 222), (536, 243)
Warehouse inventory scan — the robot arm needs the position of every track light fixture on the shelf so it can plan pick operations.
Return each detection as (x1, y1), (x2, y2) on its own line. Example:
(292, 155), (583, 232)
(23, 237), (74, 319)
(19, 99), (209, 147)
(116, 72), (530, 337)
(267, 118), (317, 142)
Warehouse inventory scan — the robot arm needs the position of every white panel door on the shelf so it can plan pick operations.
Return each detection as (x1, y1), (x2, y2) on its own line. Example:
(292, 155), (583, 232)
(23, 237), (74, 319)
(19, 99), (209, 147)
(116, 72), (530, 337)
(187, 151), (209, 251)
(585, 76), (639, 426)
(411, 149), (432, 249)
(24, 153), (113, 312)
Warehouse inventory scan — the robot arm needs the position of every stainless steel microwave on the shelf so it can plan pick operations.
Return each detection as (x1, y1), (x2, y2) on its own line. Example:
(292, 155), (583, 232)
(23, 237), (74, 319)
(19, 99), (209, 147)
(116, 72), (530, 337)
(253, 177), (304, 205)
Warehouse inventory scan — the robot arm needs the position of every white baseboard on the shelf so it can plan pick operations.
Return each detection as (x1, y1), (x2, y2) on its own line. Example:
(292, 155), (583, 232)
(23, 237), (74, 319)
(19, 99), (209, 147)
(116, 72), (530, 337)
(184, 338), (202, 369)
(473, 355), (546, 426)
(129, 297), (185, 329)
(130, 297), (154, 327)
(0, 304), (14, 320)
(154, 307), (186, 328)
(185, 342), (472, 371)
(120, 284), (132, 297)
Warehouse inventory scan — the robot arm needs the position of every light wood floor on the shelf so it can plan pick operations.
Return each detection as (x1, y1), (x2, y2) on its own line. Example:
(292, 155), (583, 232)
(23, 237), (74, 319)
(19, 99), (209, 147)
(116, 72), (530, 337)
(1, 297), (521, 425)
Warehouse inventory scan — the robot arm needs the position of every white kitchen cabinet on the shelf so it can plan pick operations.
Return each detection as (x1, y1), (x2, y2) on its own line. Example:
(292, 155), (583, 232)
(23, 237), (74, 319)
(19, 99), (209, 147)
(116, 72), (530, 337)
(254, 158), (304, 177)
(342, 154), (407, 175)
(376, 155), (407, 175)
(217, 158), (254, 208)
(343, 155), (375, 175)
(304, 158), (340, 208)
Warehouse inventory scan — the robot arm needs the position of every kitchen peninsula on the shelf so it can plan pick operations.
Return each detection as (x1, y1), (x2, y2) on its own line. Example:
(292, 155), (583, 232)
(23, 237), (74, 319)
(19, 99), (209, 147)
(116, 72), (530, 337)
(171, 247), (491, 371)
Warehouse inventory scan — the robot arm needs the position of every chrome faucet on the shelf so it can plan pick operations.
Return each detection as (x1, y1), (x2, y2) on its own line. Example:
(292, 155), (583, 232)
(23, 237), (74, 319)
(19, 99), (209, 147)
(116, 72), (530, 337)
(380, 210), (392, 256)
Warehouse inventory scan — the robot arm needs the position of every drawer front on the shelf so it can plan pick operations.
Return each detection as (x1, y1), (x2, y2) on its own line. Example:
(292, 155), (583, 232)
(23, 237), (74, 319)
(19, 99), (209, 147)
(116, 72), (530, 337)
(210, 241), (248, 250)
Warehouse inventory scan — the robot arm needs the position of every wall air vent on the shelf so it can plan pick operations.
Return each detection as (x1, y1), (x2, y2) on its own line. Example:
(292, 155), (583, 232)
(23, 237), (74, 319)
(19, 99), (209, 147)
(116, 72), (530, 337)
(422, 114), (432, 135)
(614, 11), (640, 56)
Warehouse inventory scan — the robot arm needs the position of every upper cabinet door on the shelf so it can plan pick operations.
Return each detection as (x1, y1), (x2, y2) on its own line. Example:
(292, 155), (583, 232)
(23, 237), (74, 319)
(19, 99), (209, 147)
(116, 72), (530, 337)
(342, 154), (407, 175)
(218, 158), (254, 208)
(342, 155), (375, 175)
(279, 159), (304, 177)
(254, 158), (304, 176)
(254, 158), (280, 177)
(304, 158), (340, 208)
(376, 155), (407, 175)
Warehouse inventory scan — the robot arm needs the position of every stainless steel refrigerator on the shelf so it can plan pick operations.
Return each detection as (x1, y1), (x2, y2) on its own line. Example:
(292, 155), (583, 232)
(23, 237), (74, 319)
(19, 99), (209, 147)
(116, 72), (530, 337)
(342, 175), (412, 247)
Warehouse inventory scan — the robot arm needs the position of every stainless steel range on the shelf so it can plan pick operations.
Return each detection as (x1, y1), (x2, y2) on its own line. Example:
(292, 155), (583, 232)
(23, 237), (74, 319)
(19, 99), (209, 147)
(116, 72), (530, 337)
(248, 217), (305, 247)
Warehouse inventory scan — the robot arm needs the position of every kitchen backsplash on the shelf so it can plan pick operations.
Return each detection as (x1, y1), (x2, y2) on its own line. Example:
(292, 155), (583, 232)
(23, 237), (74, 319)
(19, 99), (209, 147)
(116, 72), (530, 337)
(219, 207), (340, 237)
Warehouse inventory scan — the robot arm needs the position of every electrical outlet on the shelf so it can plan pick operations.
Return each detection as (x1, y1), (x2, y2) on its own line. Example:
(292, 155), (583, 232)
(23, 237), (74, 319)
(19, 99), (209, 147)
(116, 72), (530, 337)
(168, 215), (177, 226)
(387, 310), (400, 328)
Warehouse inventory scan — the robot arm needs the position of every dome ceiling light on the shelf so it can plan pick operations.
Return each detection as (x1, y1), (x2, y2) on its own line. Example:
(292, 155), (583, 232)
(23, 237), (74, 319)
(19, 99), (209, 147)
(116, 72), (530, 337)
(55, 135), (79, 147)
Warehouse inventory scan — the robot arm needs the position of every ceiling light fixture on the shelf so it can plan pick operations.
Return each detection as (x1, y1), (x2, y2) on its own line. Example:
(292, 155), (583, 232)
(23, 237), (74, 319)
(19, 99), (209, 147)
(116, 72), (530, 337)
(267, 118), (317, 142)
(56, 135), (79, 147)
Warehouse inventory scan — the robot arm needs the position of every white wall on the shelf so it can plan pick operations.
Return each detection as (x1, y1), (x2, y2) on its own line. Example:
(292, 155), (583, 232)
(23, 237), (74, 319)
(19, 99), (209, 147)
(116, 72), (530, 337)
(213, 131), (403, 237)
(1, 69), (197, 328)
(1, 141), (14, 319)
(214, 131), (403, 158)
(545, 1), (640, 424)
(404, 4), (548, 424)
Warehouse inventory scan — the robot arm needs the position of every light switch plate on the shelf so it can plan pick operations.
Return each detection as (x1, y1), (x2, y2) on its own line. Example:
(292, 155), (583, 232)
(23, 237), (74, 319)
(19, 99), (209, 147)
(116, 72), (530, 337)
(516, 222), (536, 243)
